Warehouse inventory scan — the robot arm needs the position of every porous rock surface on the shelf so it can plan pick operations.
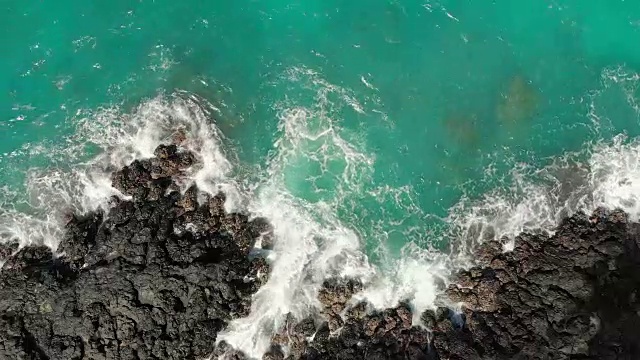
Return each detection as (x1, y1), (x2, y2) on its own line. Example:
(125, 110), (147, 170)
(3, 143), (640, 360)
(0, 144), (271, 360)
(270, 209), (640, 360)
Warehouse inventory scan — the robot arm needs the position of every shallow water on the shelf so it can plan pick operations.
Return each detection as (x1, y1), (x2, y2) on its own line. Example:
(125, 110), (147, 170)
(3, 1), (640, 357)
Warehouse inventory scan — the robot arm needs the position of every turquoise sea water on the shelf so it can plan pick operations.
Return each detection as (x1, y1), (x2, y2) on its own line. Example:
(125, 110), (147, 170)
(4, 1), (640, 250)
(3, 1), (640, 355)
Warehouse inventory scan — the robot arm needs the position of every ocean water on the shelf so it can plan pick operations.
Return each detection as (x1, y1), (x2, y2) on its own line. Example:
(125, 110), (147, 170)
(3, 1), (640, 357)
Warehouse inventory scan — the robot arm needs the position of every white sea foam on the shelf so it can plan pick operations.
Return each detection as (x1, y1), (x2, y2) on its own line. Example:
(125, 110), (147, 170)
(218, 71), (377, 358)
(351, 134), (640, 325)
(356, 250), (451, 325)
(217, 184), (372, 358)
(588, 135), (640, 220)
(0, 92), (237, 250)
(342, 67), (640, 327)
(2, 68), (640, 360)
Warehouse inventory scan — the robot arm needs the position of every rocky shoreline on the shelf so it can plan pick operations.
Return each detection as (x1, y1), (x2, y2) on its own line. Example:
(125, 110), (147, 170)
(261, 209), (640, 360)
(1, 144), (639, 359)
(0, 144), (270, 359)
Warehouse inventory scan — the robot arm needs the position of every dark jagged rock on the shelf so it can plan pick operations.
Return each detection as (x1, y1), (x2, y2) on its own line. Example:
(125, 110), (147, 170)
(212, 340), (248, 360)
(431, 208), (640, 360)
(270, 209), (640, 360)
(0, 241), (19, 261)
(110, 144), (195, 202)
(263, 346), (285, 360)
(0, 144), (269, 360)
(5, 143), (640, 360)
(317, 278), (363, 317)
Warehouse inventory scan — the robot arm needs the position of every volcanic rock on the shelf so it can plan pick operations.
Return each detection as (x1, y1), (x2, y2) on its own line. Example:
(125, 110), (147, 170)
(270, 209), (640, 360)
(0, 144), (269, 360)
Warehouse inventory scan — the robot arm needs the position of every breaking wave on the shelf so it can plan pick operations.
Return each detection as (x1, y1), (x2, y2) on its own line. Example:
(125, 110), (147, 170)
(1, 67), (640, 359)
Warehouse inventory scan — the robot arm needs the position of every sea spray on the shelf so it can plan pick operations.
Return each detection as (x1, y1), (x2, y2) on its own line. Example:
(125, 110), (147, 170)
(589, 135), (640, 220)
(2, 91), (640, 359)
(218, 78), (379, 357)
(0, 93), (238, 249)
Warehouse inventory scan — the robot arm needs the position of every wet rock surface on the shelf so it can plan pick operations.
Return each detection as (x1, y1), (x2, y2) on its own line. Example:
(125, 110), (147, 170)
(0, 145), (269, 360)
(271, 209), (640, 360)
(3, 144), (640, 360)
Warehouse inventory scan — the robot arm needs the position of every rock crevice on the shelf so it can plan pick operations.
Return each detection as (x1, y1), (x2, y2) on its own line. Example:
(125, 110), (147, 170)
(268, 209), (640, 360)
(0, 144), (270, 360)
(2, 144), (640, 360)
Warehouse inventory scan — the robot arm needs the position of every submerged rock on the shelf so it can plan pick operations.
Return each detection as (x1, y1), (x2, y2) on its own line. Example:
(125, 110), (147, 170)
(496, 74), (538, 125)
(0, 144), (269, 360)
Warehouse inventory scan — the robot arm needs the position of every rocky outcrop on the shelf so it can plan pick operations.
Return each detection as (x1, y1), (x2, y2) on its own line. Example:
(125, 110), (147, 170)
(0, 144), (270, 360)
(431, 208), (640, 359)
(3, 143), (640, 360)
(269, 209), (640, 360)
